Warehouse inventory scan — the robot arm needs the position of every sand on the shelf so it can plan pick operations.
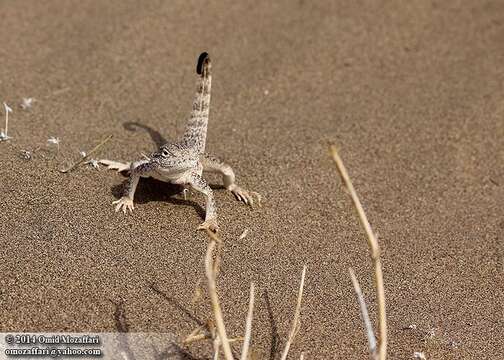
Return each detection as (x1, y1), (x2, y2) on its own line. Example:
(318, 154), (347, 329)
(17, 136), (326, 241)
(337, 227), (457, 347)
(0, 0), (503, 358)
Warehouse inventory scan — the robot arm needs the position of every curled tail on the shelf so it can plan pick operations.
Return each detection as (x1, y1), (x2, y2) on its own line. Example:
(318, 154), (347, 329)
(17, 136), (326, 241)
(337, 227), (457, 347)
(197, 51), (211, 76)
(182, 52), (212, 153)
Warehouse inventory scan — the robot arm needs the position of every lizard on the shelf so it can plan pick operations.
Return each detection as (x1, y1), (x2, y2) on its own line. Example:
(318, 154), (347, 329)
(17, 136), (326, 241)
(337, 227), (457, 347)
(99, 52), (260, 232)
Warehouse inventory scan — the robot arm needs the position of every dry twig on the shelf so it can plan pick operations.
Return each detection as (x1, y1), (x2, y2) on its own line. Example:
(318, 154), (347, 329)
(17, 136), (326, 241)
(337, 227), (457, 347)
(413, 352), (426, 360)
(349, 268), (377, 357)
(329, 145), (387, 360)
(205, 229), (234, 360)
(1, 102), (13, 141)
(240, 282), (255, 360)
(60, 134), (113, 173)
(239, 229), (249, 240)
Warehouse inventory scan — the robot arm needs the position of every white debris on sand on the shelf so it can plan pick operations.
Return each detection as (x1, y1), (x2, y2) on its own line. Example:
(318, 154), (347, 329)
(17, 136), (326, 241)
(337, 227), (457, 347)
(3, 102), (12, 114)
(0, 131), (11, 141)
(85, 159), (100, 170)
(239, 229), (249, 240)
(20, 97), (35, 110)
(182, 188), (190, 200)
(448, 339), (461, 349)
(413, 352), (426, 360)
(1, 102), (13, 141)
(19, 150), (32, 160)
(47, 136), (60, 145)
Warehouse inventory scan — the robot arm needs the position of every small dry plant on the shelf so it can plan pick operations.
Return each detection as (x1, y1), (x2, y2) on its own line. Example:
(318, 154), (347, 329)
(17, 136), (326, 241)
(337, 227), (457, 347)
(188, 229), (306, 360)
(187, 145), (387, 359)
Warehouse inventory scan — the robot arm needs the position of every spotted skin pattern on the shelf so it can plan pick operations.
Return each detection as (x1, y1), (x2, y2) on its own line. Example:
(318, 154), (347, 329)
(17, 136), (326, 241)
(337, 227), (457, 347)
(100, 53), (259, 232)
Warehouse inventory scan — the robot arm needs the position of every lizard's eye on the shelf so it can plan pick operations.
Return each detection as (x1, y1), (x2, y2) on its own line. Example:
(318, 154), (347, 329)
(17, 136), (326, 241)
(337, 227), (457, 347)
(162, 149), (169, 157)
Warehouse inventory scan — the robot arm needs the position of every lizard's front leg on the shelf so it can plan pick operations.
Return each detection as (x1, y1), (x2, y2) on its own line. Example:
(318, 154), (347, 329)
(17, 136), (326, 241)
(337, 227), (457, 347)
(113, 160), (154, 214)
(201, 153), (261, 206)
(99, 159), (131, 173)
(188, 173), (219, 232)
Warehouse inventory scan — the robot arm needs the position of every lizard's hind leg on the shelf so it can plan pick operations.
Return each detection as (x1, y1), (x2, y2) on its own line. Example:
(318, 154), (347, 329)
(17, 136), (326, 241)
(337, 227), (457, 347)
(201, 153), (261, 206)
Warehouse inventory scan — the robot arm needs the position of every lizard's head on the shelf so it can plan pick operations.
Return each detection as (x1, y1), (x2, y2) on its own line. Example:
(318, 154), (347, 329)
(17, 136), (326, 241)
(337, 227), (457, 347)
(196, 52), (211, 77)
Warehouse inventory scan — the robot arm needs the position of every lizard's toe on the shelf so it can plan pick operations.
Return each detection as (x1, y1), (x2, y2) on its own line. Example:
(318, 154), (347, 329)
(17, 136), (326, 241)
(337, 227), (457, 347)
(100, 159), (131, 173)
(230, 185), (261, 207)
(239, 192), (249, 205)
(233, 192), (243, 202)
(113, 197), (134, 214)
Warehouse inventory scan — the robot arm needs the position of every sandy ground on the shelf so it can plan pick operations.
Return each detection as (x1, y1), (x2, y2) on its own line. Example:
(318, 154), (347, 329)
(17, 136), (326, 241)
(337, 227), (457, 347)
(0, 0), (503, 358)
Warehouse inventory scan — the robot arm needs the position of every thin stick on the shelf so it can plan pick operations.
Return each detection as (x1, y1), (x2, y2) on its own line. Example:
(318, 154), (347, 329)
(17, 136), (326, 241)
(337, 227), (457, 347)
(2, 102), (12, 139)
(213, 336), (220, 360)
(184, 333), (243, 345)
(329, 145), (387, 360)
(205, 229), (223, 275)
(48, 87), (71, 98)
(4, 103), (9, 134)
(280, 265), (307, 360)
(183, 322), (243, 346)
(205, 230), (234, 360)
(240, 282), (255, 360)
(183, 325), (205, 344)
(349, 268), (377, 357)
(185, 333), (208, 345)
(60, 134), (113, 173)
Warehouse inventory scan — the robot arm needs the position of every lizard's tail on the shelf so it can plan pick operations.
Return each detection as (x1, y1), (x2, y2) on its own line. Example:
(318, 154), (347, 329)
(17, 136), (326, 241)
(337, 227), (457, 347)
(182, 52), (212, 153)
(196, 51), (211, 77)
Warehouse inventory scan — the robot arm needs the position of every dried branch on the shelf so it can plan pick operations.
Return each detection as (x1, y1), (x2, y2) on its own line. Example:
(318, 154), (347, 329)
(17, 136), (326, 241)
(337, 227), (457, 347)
(3, 102), (11, 134)
(60, 134), (113, 173)
(349, 268), (377, 357)
(205, 229), (234, 360)
(184, 330), (243, 345)
(213, 335), (220, 360)
(1, 102), (13, 141)
(280, 265), (307, 360)
(240, 282), (255, 360)
(239, 229), (249, 240)
(329, 145), (387, 360)
(183, 325), (207, 344)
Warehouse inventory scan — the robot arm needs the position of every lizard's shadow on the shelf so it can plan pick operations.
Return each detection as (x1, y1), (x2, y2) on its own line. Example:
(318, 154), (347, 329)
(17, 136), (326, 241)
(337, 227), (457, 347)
(148, 282), (241, 360)
(110, 298), (200, 360)
(264, 290), (281, 360)
(111, 179), (206, 220)
(123, 121), (168, 149)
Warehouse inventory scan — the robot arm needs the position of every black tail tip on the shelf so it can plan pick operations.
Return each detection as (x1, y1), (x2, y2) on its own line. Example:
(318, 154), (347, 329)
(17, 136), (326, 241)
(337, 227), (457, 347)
(196, 52), (210, 75)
